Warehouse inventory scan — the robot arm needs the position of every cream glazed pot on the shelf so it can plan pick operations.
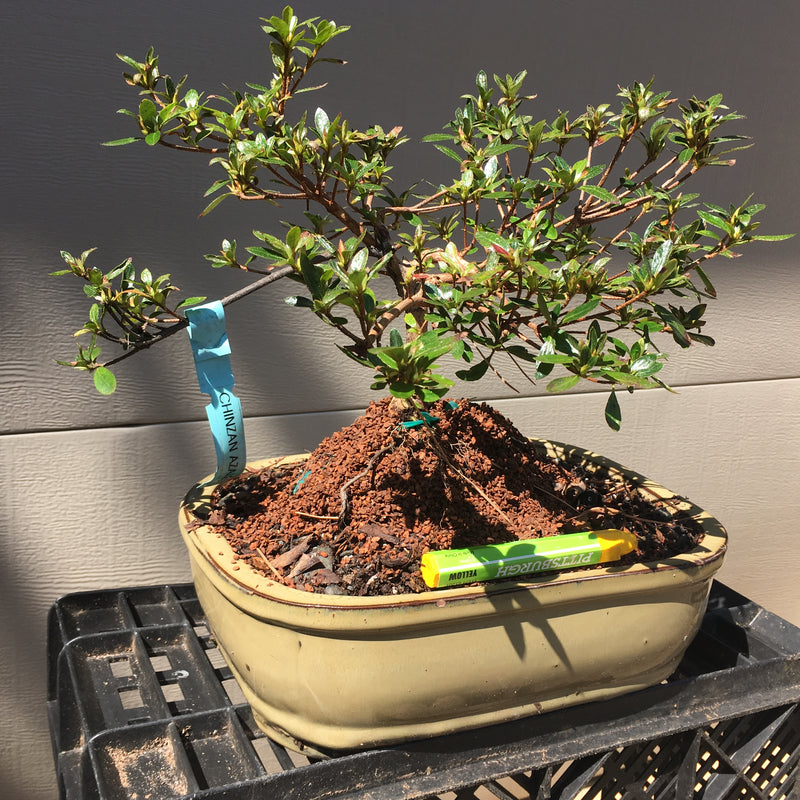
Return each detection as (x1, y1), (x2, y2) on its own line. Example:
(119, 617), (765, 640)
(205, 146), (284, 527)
(179, 438), (726, 757)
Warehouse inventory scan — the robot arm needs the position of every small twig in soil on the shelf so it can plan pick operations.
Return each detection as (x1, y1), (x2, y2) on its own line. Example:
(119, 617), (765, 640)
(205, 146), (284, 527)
(337, 443), (396, 528)
(530, 481), (582, 516)
(425, 431), (512, 524)
(562, 505), (621, 524)
(255, 547), (283, 579)
(295, 511), (339, 521)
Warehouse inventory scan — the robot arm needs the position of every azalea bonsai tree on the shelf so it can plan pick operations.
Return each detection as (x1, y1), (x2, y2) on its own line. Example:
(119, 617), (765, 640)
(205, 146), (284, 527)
(55, 7), (787, 594)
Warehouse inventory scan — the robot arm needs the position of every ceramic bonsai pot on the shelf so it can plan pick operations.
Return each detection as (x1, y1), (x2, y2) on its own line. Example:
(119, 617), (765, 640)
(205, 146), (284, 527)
(179, 438), (726, 757)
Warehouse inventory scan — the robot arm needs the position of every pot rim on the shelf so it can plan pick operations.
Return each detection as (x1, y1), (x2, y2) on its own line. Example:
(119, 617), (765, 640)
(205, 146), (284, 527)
(179, 437), (727, 612)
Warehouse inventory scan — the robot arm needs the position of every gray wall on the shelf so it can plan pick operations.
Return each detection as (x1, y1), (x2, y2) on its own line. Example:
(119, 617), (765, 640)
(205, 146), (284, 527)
(2, 2), (799, 797)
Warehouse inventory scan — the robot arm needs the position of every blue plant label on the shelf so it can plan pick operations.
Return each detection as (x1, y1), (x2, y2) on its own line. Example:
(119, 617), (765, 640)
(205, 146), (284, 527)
(186, 301), (246, 485)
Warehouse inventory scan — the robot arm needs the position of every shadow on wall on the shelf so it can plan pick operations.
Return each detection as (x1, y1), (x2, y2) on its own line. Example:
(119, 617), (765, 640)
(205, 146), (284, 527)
(0, 549), (55, 800)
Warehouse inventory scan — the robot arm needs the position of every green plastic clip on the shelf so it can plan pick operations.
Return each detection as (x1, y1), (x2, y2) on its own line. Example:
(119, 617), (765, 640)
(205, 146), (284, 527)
(400, 400), (459, 429)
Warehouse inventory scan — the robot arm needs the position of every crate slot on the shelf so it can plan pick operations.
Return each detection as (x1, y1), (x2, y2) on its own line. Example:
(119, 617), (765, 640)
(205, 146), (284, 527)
(55, 592), (135, 643)
(149, 654), (172, 673)
(221, 677), (246, 705)
(118, 689), (144, 711)
(160, 683), (185, 706)
(92, 723), (196, 800)
(109, 658), (133, 679)
(177, 710), (264, 790)
(125, 587), (184, 629)
(250, 736), (285, 774)
(62, 632), (167, 734)
(494, 773), (538, 800)
(204, 645), (228, 671)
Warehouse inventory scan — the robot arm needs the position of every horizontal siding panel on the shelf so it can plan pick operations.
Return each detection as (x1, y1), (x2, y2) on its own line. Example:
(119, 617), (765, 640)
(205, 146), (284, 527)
(3, 1), (799, 435)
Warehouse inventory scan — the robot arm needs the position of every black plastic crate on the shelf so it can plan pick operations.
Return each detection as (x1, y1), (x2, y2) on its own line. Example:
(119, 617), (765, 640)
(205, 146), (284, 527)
(47, 581), (800, 800)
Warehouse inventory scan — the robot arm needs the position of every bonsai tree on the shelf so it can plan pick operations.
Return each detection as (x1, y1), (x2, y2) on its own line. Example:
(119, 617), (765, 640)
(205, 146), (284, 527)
(55, 6), (786, 429)
(54, 8), (789, 596)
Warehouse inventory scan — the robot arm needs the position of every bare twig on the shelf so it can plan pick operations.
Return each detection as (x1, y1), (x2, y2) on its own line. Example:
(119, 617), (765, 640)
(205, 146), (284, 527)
(98, 265), (294, 369)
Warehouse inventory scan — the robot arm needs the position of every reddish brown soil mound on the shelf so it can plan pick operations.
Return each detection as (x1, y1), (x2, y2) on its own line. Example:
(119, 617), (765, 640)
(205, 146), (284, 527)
(196, 398), (702, 596)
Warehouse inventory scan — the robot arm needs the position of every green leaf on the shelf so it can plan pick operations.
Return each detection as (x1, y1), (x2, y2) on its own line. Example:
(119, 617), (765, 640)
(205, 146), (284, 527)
(535, 361), (555, 380)
(455, 360), (489, 381)
(246, 246), (279, 260)
(552, 154), (570, 171)
(299, 252), (324, 300)
(601, 371), (654, 388)
(145, 131), (161, 146)
(286, 226), (302, 251)
(629, 354), (663, 377)
(414, 331), (455, 361)
(349, 247), (368, 273)
(581, 185), (618, 205)
(697, 210), (727, 230)
(546, 374), (580, 393)
(199, 193), (230, 217)
(93, 366), (117, 395)
(561, 297), (601, 325)
(433, 144), (463, 163)
(204, 179), (230, 198)
(284, 295), (314, 308)
(388, 382), (415, 399)
(604, 390), (621, 431)
(418, 385), (452, 403)
(184, 88), (200, 109)
(102, 137), (140, 147)
(655, 306), (690, 347)
(421, 133), (456, 143)
(650, 240), (673, 275)
(314, 107), (330, 135)
(483, 141), (519, 158)
(139, 98), (158, 127)
(176, 296), (206, 309)
(372, 350), (400, 370)
(504, 344), (538, 363)
(535, 351), (573, 364)
(694, 264), (716, 297)
(474, 229), (510, 251)
(116, 52), (143, 71)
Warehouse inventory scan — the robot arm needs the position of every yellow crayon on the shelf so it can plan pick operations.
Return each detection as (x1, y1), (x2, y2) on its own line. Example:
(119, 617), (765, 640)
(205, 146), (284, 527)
(420, 529), (637, 588)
